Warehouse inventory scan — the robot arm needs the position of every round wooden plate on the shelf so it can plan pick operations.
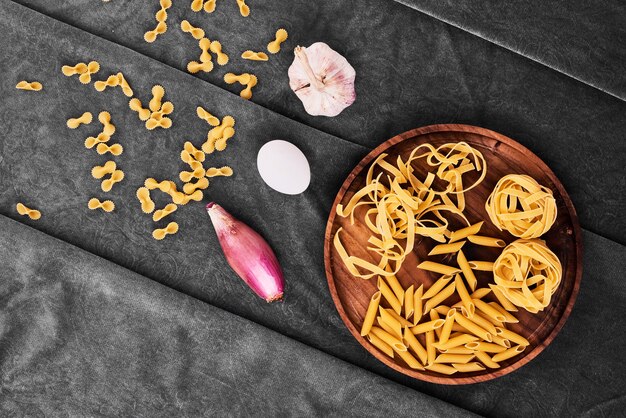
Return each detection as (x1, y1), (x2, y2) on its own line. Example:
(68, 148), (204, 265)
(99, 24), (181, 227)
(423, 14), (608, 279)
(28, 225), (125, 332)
(324, 124), (583, 384)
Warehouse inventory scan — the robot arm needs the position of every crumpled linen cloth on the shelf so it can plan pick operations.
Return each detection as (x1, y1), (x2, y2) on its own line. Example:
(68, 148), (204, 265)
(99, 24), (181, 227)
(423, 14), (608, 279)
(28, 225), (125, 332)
(1, 0), (625, 416)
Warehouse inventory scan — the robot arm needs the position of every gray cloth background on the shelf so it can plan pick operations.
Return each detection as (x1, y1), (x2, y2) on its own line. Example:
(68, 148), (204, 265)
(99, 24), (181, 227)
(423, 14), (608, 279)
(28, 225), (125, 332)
(1, 0), (625, 416)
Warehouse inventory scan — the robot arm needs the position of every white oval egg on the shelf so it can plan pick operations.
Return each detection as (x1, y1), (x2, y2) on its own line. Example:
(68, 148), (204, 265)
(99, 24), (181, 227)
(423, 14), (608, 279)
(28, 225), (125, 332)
(257, 140), (310, 195)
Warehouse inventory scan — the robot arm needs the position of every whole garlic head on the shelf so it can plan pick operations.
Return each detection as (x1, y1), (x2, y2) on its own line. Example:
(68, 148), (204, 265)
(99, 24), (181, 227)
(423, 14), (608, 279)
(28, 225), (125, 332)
(288, 43), (356, 117)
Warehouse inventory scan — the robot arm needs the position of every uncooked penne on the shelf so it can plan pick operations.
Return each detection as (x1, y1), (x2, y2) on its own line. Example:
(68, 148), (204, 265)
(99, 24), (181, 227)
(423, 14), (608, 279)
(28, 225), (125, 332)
(454, 311), (492, 341)
(490, 284), (519, 312)
(470, 287), (492, 300)
(367, 333), (394, 358)
(360, 291), (381, 336)
(413, 284), (423, 325)
(422, 275), (453, 300)
(449, 221), (483, 243)
(488, 302), (519, 323)
(404, 285), (414, 320)
(425, 363), (457, 375)
(426, 330), (436, 365)
(475, 351), (500, 369)
(379, 307), (403, 338)
(468, 261), (495, 271)
(403, 326), (427, 364)
(370, 326), (403, 348)
(454, 274), (475, 317)
(411, 319), (445, 335)
(433, 333), (478, 350)
(495, 327), (530, 346)
(467, 235), (506, 247)
(473, 299), (506, 323)
(385, 308), (412, 327)
(377, 317), (402, 340)
(457, 250), (478, 291)
(417, 261), (461, 276)
(464, 310), (498, 335)
(434, 353), (474, 364)
(394, 346), (425, 370)
(491, 345), (525, 363)
(423, 282), (456, 315)
(377, 276), (402, 314)
(428, 240), (465, 256)
(438, 308), (456, 344)
(383, 268), (405, 305)
(465, 341), (507, 353)
(452, 362), (486, 373)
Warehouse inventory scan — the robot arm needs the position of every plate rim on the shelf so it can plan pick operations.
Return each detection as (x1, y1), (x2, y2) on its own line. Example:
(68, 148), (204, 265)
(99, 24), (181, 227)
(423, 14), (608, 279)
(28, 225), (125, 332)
(323, 124), (583, 385)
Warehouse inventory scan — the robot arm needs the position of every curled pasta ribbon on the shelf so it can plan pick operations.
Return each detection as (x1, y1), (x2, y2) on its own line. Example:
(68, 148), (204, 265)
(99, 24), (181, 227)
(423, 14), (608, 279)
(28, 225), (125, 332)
(66, 112), (93, 129)
(180, 167), (206, 182)
(239, 75), (257, 100)
(116, 72), (134, 97)
(88, 198), (115, 212)
(144, 21), (167, 43)
(153, 222), (179, 240)
(149, 85), (165, 112)
(78, 61), (100, 85)
(181, 20), (205, 40)
(129, 98), (151, 121)
(61, 63), (88, 76)
(267, 29), (288, 54)
(94, 75), (120, 92)
(236, 0), (250, 17)
(187, 60), (214, 74)
(101, 170), (125, 192)
(85, 133), (110, 149)
(224, 72), (251, 85)
(153, 203), (178, 222)
(209, 41), (229, 65)
(199, 38), (212, 63)
(183, 177), (209, 195)
(96, 143), (123, 156)
(184, 141), (206, 162)
(16, 81), (43, 91)
(204, 0), (216, 13)
(241, 51), (268, 61)
(196, 106), (220, 126)
(91, 160), (117, 179)
(136, 187), (156, 213)
(493, 239), (562, 313)
(98, 111), (116, 136)
(485, 174), (557, 239)
(16, 203), (41, 220)
(205, 166), (233, 177)
(146, 116), (172, 130)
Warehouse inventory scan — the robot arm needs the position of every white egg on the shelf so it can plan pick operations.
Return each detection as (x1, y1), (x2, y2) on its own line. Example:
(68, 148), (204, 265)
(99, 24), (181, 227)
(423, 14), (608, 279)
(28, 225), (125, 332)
(257, 140), (311, 195)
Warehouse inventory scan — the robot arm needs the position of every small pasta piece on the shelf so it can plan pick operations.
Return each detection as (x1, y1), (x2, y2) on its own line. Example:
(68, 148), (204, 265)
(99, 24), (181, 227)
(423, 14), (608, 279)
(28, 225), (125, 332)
(430, 310), (442, 339)
(209, 41), (229, 65)
(454, 273), (475, 317)
(190, 0), (203, 12)
(394, 346), (424, 370)
(153, 203), (177, 222)
(174, 189), (203, 205)
(467, 235), (506, 248)
(181, 20), (205, 39)
(198, 38), (212, 63)
(129, 98), (151, 121)
(377, 277), (401, 314)
(183, 177), (209, 195)
(382, 268), (405, 304)
(465, 341), (506, 353)
(145, 178), (173, 193)
(360, 291), (381, 336)
(96, 143), (123, 156)
(203, 0), (216, 13)
(66, 112), (93, 129)
(457, 250), (478, 291)
(153, 221), (179, 240)
(452, 362), (485, 373)
(241, 50), (268, 61)
(438, 308), (456, 344)
(495, 327), (530, 346)
(422, 282), (456, 315)
(421, 275), (453, 300)
(454, 311), (492, 342)
(98, 111), (116, 136)
(184, 141), (206, 161)
(267, 28), (288, 54)
(370, 326), (403, 348)
(475, 351), (500, 369)
(438, 346), (475, 355)
(489, 284), (519, 312)
(88, 198), (115, 212)
(91, 161), (116, 179)
(464, 310), (497, 335)
(196, 106), (220, 126)
(449, 221), (483, 243)
(470, 288), (492, 300)
(136, 187), (155, 213)
(149, 85), (165, 112)
(144, 21), (167, 44)
(180, 167), (206, 183)
(425, 330), (436, 365)
(367, 333), (394, 358)
(417, 261), (460, 276)
(16, 81), (43, 91)
(85, 133), (110, 149)
(94, 74), (120, 92)
(433, 333), (478, 351)
(146, 116), (172, 130)
(116, 72), (134, 97)
(101, 170), (124, 192)
(16, 203), (41, 220)
(224, 72), (251, 85)
(410, 319), (445, 335)
(413, 284), (423, 325)
(425, 363), (457, 375)
(236, 0), (250, 17)
(239, 75), (257, 100)
(468, 261), (494, 272)
(434, 353), (474, 364)
(377, 317), (401, 340)
(404, 285), (414, 320)
(214, 127), (235, 151)
(488, 302), (520, 323)
(384, 309), (412, 328)
(78, 61), (100, 84)
(473, 299), (506, 323)
(61, 63), (88, 76)
(187, 60), (214, 73)
(378, 307), (402, 338)
(428, 240), (465, 256)
(491, 345), (526, 363)
(403, 326), (427, 364)
(491, 335), (511, 348)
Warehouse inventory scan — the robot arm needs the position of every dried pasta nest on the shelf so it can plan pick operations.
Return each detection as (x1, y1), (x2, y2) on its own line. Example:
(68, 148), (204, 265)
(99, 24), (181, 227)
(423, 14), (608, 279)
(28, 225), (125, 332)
(485, 174), (557, 239)
(492, 239), (562, 313)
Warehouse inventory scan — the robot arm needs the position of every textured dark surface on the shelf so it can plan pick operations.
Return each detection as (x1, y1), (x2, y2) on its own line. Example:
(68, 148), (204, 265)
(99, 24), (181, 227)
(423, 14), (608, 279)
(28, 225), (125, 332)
(9, 0), (626, 245)
(0, 216), (473, 417)
(1, 0), (625, 416)
(396, 0), (626, 100)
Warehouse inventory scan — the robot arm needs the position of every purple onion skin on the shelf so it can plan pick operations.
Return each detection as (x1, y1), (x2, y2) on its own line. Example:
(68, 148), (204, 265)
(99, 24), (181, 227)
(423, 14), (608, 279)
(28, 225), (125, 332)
(206, 202), (284, 302)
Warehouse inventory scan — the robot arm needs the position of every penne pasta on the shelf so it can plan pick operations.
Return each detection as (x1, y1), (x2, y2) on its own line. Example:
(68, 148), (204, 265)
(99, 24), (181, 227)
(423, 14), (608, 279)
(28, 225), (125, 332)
(454, 274), (475, 317)
(367, 333), (394, 358)
(438, 308), (456, 344)
(449, 221), (483, 243)
(495, 327), (530, 346)
(410, 319), (445, 335)
(474, 310), (504, 328)
(488, 302), (519, 323)
(417, 261), (461, 276)
(413, 284), (423, 325)
(429, 310), (442, 339)
(489, 284), (519, 312)
(383, 267), (405, 304)
(360, 291), (381, 336)
(394, 345), (425, 370)
(491, 335), (511, 348)
(491, 345), (525, 363)
(433, 305), (451, 315)
(473, 299), (506, 323)
(377, 317), (402, 340)
(463, 310), (497, 335)
(468, 260), (495, 271)
(454, 311), (492, 341)
(370, 326), (403, 348)
(457, 250), (478, 291)
(404, 285), (414, 320)
(423, 282), (456, 315)
(475, 351), (500, 369)
(425, 330), (436, 365)
(403, 327), (427, 364)
(379, 307), (402, 338)
(385, 308), (413, 327)
(422, 275), (453, 300)
(452, 362), (486, 373)
(377, 277), (402, 314)
(425, 363), (457, 375)
(465, 341), (507, 353)
(470, 287), (492, 300)
(438, 346), (475, 355)
(428, 240), (465, 256)
(433, 333), (478, 350)
(467, 235), (506, 247)
(434, 353), (474, 364)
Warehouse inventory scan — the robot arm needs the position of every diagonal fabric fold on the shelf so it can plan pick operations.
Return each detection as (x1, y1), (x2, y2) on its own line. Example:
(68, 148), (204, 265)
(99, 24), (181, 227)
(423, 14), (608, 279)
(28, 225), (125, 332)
(0, 215), (474, 417)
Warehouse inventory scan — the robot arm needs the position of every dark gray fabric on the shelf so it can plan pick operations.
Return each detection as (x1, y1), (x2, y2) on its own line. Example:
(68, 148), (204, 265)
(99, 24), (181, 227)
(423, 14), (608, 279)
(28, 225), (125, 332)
(1, 0), (626, 417)
(0, 216), (474, 417)
(395, 0), (626, 101)
(9, 0), (626, 244)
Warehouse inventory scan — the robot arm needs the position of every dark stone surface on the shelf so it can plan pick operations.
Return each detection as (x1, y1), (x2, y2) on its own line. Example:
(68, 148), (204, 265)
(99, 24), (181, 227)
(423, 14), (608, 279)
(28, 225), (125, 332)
(1, 0), (625, 416)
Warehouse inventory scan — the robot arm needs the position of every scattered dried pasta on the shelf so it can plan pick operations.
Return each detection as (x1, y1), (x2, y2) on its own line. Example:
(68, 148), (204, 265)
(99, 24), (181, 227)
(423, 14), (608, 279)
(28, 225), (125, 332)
(187, 60), (214, 74)
(153, 203), (177, 222)
(209, 41), (229, 65)
(16, 203), (41, 220)
(61, 62), (87, 77)
(203, 0), (216, 12)
(92, 161), (117, 179)
(98, 111), (116, 136)
(16, 81), (43, 91)
(101, 169), (125, 192)
(146, 117), (172, 130)
(267, 29), (288, 54)
(149, 85), (165, 112)
(153, 221), (179, 240)
(199, 38), (212, 63)
(203, 115), (235, 154)
(224, 72), (251, 85)
(205, 166), (233, 177)
(88, 198), (115, 212)
(94, 74), (120, 92)
(183, 177), (209, 194)
(129, 98), (151, 121)
(196, 106), (220, 126)
(236, 0), (250, 17)
(241, 50), (268, 61)
(181, 20), (205, 40)
(62, 61), (100, 84)
(144, 0), (171, 43)
(190, 0), (203, 12)
(67, 112), (93, 129)
(96, 143), (124, 156)
(136, 187), (156, 213)
(116, 72), (134, 97)
(485, 174), (557, 239)
(85, 133), (110, 149)
(239, 74), (257, 100)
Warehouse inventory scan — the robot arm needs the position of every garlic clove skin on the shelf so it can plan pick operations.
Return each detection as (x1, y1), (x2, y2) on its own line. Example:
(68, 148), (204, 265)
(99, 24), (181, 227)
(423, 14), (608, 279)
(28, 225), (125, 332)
(206, 203), (284, 302)
(288, 42), (356, 117)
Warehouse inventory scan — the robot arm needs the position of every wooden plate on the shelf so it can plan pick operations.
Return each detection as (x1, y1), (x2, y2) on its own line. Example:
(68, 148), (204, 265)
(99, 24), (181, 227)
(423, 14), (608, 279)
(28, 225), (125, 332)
(324, 124), (582, 384)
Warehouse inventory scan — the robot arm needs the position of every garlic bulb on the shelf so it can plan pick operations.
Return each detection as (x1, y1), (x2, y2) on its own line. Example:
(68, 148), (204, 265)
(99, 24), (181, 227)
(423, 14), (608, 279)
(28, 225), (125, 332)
(288, 43), (356, 117)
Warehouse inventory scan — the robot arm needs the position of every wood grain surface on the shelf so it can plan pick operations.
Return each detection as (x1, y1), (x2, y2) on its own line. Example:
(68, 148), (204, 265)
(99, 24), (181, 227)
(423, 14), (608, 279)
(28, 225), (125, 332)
(324, 124), (583, 384)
